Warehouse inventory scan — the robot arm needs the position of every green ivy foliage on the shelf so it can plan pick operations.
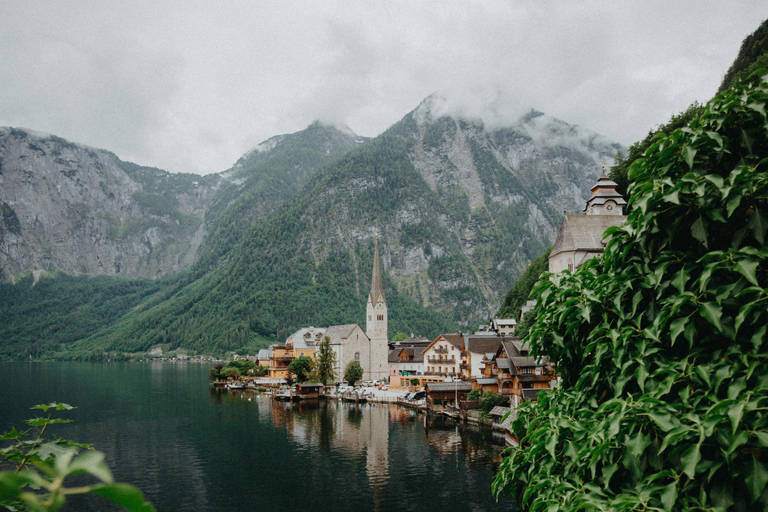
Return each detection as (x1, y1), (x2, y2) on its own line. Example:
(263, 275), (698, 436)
(494, 74), (768, 510)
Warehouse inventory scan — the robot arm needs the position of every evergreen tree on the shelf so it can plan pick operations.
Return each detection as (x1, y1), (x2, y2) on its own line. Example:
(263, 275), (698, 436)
(310, 336), (336, 386)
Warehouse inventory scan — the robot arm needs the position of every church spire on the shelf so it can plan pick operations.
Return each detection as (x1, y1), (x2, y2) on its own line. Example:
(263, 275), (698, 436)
(370, 234), (385, 305)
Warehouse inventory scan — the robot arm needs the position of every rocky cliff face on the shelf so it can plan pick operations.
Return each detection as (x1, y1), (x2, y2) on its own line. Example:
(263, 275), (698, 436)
(355, 100), (622, 321)
(0, 127), (222, 280)
(0, 104), (624, 332)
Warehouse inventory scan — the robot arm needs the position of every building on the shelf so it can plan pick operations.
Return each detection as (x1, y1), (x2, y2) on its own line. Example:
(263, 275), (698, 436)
(387, 336), (430, 382)
(287, 326), (326, 359)
(364, 236), (389, 381)
(325, 236), (390, 383)
(422, 333), (513, 380)
(549, 171), (628, 273)
(325, 323), (370, 382)
(490, 318), (517, 335)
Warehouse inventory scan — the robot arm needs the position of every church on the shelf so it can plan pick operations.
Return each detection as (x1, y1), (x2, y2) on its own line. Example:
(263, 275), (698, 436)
(548, 170), (628, 273)
(313, 236), (390, 382)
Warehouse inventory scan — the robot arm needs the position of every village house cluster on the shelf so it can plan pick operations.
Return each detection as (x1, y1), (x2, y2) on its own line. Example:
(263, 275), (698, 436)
(239, 172), (625, 420)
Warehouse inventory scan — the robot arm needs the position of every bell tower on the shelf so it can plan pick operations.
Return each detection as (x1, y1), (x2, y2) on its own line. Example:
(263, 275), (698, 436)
(366, 232), (388, 380)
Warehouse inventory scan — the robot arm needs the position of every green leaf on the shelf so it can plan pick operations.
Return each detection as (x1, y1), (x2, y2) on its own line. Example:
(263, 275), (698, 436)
(669, 317), (687, 346)
(748, 206), (766, 244)
(91, 483), (157, 512)
(648, 411), (680, 431)
(726, 194), (742, 218)
(683, 146), (697, 169)
(745, 457), (768, 503)
(660, 481), (677, 511)
(0, 471), (35, 502)
(735, 258), (760, 286)
(700, 302), (723, 332)
(752, 325), (766, 350)
(691, 216), (708, 247)
(68, 450), (113, 483)
(681, 441), (701, 479)
(728, 401), (745, 435)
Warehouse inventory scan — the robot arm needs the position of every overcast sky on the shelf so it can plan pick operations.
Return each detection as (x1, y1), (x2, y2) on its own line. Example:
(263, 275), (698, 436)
(1, 2), (765, 175)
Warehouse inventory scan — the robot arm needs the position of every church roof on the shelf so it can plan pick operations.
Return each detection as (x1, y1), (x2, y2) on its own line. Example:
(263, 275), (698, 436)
(550, 215), (626, 258)
(325, 324), (364, 342)
(369, 238), (386, 305)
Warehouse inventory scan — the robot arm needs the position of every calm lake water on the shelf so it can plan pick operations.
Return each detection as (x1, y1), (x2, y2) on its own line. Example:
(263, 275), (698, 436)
(0, 362), (516, 511)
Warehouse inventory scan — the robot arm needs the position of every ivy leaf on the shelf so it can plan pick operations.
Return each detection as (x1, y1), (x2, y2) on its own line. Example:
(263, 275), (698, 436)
(669, 317), (687, 346)
(748, 206), (766, 244)
(745, 457), (768, 503)
(728, 401), (745, 435)
(681, 441), (701, 479)
(700, 302), (723, 332)
(691, 216), (708, 248)
(735, 258), (760, 286)
(661, 481), (677, 511)
(683, 146), (697, 169)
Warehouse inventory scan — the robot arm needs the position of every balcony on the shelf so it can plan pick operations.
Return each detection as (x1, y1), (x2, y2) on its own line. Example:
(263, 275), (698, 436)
(427, 357), (455, 364)
(433, 347), (449, 354)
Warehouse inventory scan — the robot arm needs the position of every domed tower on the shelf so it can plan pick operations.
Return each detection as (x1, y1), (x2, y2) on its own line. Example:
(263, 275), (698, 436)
(584, 169), (627, 215)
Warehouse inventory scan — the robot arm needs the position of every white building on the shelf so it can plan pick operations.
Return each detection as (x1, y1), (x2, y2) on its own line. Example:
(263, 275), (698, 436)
(549, 171), (627, 273)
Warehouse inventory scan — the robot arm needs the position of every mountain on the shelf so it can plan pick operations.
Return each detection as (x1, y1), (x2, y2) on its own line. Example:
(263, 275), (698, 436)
(0, 127), (223, 280)
(0, 101), (623, 359)
(0, 123), (365, 282)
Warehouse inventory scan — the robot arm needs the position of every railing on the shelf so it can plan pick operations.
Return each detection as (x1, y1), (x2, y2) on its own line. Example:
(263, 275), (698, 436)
(433, 347), (449, 354)
(427, 357), (455, 364)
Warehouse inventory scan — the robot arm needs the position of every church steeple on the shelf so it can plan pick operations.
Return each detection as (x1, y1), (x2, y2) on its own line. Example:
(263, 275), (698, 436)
(366, 233), (387, 343)
(369, 236), (386, 307)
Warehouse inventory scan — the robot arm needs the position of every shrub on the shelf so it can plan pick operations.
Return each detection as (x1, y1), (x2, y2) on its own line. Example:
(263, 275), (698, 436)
(494, 73), (768, 510)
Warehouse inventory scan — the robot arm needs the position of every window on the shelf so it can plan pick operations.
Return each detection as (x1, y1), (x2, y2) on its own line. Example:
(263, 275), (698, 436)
(354, 352), (360, 362)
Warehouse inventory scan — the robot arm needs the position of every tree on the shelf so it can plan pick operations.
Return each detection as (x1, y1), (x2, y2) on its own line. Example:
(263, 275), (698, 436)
(494, 74), (768, 510)
(310, 336), (336, 386)
(479, 391), (506, 413)
(409, 377), (419, 387)
(344, 361), (364, 387)
(288, 355), (313, 383)
(284, 369), (295, 387)
(208, 363), (224, 381)
(392, 332), (408, 342)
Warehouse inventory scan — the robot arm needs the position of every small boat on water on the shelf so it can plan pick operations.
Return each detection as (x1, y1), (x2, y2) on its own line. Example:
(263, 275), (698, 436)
(226, 381), (246, 390)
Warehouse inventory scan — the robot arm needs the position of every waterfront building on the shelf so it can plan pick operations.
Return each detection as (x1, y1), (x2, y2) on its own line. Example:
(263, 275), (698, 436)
(325, 236), (390, 382)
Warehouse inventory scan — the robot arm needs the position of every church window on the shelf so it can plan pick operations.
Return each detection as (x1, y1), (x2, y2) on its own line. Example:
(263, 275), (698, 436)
(354, 352), (360, 362)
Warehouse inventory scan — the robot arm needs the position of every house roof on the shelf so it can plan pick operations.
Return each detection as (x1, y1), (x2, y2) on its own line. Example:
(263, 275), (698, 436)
(388, 347), (425, 364)
(501, 408), (518, 430)
(425, 382), (472, 393)
(501, 341), (522, 358)
(522, 388), (547, 400)
(550, 214), (627, 259)
(257, 349), (271, 360)
(467, 336), (505, 355)
(489, 406), (511, 418)
(510, 356), (547, 368)
(476, 378), (497, 385)
(496, 358), (511, 370)
(492, 318), (517, 327)
(324, 324), (364, 342)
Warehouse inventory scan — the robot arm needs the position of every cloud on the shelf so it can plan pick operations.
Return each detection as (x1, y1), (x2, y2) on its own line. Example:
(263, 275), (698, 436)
(0, 1), (766, 174)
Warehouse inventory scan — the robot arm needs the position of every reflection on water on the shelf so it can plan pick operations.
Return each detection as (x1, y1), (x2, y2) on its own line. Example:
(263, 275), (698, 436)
(0, 363), (516, 512)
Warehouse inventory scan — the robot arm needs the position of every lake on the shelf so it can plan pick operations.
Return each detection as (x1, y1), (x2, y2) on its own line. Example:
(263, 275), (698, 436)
(0, 362), (516, 511)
